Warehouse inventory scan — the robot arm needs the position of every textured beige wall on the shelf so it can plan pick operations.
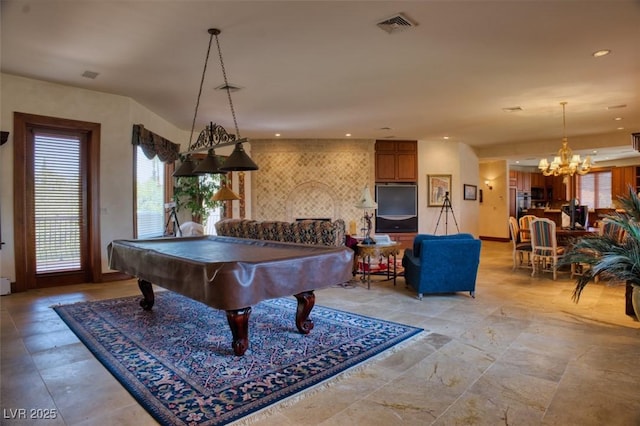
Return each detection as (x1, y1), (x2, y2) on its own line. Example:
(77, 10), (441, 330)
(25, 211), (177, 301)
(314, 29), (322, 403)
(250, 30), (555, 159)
(250, 139), (375, 233)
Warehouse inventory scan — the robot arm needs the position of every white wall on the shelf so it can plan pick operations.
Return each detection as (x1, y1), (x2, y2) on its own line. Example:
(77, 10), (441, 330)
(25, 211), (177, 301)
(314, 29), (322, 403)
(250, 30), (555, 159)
(417, 140), (480, 236)
(0, 73), (189, 280)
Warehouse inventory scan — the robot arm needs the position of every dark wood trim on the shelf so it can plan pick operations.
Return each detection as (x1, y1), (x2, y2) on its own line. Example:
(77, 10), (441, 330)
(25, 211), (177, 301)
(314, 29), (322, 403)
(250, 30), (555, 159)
(13, 112), (101, 292)
(101, 271), (133, 282)
(479, 236), (510, 242)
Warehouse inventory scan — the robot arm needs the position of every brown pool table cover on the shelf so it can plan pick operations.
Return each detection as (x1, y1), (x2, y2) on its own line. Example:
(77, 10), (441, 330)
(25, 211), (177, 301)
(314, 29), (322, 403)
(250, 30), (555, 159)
(108, 236), (354, 310)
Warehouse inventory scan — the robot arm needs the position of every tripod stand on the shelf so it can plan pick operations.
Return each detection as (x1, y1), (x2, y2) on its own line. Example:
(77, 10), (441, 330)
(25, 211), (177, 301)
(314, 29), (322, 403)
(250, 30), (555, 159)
(434, 191), (459, 235)
(164, 207), (181, 237)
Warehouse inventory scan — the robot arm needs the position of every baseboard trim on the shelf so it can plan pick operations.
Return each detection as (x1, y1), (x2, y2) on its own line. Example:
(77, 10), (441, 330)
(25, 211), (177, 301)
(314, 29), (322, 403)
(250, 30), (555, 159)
(479, 236), (510, 242)
(101, 271), (133, 282)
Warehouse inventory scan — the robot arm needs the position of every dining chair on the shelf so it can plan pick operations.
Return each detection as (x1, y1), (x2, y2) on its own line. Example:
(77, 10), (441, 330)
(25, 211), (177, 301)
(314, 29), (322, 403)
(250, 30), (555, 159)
(530, 218), (565, 280)
(509, 216), (532, 271)
(518, 215), (537, 243)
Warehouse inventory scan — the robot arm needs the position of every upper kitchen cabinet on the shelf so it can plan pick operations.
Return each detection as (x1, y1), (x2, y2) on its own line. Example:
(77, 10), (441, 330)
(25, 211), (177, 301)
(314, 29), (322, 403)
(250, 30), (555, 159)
(611, 165), (639, 201)
(509, 170), (531, 192)
(375, 140), (417, 182)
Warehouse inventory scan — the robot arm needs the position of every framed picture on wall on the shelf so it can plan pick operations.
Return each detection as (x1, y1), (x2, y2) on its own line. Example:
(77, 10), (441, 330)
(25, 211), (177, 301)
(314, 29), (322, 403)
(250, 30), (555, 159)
(427, 174), (452, 206)
(463, 184), (477, 201)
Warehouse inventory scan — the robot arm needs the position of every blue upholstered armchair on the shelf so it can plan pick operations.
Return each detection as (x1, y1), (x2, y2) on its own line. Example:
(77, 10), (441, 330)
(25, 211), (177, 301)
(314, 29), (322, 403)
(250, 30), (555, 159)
(401, 233), (481, 300)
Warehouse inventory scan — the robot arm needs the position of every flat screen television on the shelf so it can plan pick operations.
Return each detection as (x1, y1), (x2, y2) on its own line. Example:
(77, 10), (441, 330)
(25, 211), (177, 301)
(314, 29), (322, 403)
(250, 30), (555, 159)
(375, 184), (418, 233)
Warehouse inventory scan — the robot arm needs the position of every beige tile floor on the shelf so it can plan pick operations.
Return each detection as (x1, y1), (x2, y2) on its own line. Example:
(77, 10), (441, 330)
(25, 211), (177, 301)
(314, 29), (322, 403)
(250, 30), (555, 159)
(1, 241), (639, 425)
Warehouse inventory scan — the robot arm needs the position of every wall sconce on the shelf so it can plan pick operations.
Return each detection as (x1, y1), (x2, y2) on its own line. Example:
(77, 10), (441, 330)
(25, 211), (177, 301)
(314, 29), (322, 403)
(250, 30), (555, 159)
(484, 180), (493, 190)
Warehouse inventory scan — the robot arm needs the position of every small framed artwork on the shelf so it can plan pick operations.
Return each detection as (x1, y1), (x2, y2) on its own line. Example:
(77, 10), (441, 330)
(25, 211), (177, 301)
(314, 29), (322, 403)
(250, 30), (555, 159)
(463, 184), (477, 201)
(427, 174), (452, 207)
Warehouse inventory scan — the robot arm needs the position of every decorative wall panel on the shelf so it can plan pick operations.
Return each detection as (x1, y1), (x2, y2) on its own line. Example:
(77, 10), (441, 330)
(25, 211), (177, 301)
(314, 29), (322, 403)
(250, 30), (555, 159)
(250, 139), (374, 232)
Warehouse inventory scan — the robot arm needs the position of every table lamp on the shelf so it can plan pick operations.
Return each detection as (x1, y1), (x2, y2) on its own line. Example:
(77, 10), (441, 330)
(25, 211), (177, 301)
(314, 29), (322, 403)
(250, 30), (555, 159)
(355, 184), (377, 245)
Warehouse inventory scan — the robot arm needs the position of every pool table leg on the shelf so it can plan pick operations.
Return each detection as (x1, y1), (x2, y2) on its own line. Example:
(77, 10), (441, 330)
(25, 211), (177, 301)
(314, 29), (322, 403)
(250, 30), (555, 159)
(294, 291), (315, 334)
(226, 307), (252, 356)
(138, 279), (155, 311)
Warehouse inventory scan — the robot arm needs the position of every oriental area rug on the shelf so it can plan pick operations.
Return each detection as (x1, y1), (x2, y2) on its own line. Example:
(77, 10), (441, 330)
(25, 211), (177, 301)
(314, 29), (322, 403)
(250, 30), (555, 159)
(54, 291), (423, 425)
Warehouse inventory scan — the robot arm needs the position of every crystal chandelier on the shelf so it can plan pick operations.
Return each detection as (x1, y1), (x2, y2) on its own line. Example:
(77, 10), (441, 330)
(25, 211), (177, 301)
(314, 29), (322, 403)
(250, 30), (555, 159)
(538, 102), (591, 180)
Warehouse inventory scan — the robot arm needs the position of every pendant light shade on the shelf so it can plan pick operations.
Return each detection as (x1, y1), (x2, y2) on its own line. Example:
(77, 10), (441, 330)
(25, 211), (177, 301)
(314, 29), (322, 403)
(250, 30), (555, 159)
(173, 155), (199, 177)
(219, 143), (259, 172)
(355, 185), (377, 209)
(212, 185), (241, 201)
(192, 149), (227, 174)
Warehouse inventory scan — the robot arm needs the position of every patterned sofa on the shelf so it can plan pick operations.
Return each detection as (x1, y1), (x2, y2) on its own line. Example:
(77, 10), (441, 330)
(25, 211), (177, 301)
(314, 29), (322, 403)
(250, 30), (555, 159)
(214, 219), (346, 247)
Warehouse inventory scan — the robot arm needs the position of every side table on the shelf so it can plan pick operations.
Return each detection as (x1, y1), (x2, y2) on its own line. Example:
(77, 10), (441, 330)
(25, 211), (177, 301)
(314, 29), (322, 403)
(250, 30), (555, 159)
(356, 242), (400, 289)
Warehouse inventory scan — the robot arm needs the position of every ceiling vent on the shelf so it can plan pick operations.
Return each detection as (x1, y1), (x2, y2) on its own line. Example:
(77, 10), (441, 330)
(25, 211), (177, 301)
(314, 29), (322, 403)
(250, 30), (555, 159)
(376, 13), (417, 34)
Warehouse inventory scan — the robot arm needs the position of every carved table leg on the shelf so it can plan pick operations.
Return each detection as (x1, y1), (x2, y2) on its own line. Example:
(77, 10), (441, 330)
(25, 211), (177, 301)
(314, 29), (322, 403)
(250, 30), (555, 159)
(294, 291), (315, 334)
(138, 279), (155, 311)
(226, 307), (252, 356)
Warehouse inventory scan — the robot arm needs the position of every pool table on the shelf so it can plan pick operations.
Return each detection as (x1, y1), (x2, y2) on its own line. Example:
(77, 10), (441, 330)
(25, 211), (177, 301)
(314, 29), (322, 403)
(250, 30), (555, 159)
(108, 236), (353, 355)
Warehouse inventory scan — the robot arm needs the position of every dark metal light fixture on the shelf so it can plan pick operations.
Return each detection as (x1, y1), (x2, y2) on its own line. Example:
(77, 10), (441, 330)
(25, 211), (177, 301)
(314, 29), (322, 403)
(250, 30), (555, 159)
(173, 154), (198, 177)
(193, 149), (226, 174)
(219, 143), (259, 172)
(173, 28), (258, 177)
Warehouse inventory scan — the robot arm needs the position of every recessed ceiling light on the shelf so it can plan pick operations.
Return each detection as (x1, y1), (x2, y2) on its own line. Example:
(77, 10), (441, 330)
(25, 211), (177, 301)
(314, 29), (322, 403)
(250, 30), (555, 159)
(345, 133), (351, 137)
(614, 117), (623, 121)
(443, 136), (449, 140)
(275, 133), (281, 137)
(617, 127), (625, 130)
(592, 49), (611, 57)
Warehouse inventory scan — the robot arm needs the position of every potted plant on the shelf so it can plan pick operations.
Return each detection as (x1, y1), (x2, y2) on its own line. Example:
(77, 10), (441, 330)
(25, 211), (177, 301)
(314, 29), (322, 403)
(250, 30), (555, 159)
(173, 174), (222, 225)
(559, 185), (640, 319)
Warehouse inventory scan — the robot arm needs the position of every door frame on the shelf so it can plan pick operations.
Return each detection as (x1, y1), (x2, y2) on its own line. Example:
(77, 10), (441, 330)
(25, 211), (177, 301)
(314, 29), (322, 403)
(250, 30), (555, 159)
(13, 112), (102, 292)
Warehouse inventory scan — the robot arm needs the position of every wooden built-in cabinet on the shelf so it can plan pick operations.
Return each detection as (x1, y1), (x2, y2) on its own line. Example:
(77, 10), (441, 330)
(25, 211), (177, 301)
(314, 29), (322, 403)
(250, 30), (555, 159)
(511, 170), (567, 202)
(375, 140), (417, 182)
(374, 140), (418, 247)
(611, 166), (640, 201)
(545, 175), (567, 201)
(509, 170), (531, 192)
(530, 172), (545, 188)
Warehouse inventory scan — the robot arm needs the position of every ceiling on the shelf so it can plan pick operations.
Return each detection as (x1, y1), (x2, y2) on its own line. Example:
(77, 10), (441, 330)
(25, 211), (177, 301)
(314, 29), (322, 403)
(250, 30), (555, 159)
(2, 1), (639, 166)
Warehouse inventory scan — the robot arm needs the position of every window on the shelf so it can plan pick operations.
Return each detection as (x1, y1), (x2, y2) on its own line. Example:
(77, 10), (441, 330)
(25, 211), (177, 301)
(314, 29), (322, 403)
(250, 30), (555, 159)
(13, 112), (101, 291)
(135, 146), (168, 238)
(34, 133), (84, 273)
(578, 171), (612, 209)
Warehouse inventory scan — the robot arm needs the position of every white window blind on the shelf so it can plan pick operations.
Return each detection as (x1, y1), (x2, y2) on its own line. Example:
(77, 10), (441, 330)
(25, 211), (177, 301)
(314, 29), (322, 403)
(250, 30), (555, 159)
(34, 134), (83, 273)
(579, 171), (612, 209)
(136, 146), (166, 238)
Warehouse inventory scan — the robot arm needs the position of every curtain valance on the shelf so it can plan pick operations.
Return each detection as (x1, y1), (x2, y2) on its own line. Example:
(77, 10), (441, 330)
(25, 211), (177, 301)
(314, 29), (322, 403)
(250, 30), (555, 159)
(132, 124), (180, 162)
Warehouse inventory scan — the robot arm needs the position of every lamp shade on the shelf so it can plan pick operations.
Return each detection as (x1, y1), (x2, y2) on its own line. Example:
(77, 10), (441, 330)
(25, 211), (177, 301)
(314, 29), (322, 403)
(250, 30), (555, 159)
(355, 185), (377, 209)
(219, 143), (259, 172)
(173, 155), (199, 177)
(193, 149), (227, 174)
(211, 186), (241, 201)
